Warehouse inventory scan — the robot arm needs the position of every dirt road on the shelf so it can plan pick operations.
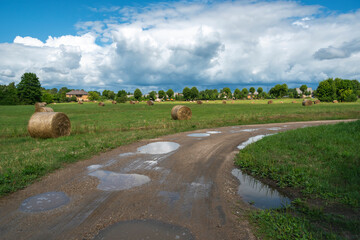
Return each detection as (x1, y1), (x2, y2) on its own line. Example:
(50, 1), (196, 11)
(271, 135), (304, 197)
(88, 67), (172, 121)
(0, 120), (354, 240)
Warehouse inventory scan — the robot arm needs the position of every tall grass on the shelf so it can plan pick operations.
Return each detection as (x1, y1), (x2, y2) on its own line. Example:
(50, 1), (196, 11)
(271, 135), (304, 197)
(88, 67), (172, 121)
(1, 100), (360, 196)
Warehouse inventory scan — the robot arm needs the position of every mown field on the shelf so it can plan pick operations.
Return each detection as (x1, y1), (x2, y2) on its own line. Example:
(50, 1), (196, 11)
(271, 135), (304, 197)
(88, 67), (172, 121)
(235, 120), (360, 239)
(1, 99), (360, 196)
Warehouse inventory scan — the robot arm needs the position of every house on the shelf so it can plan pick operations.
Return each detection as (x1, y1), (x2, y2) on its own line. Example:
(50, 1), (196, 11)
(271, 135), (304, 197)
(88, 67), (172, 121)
(66, 90), (89, 101)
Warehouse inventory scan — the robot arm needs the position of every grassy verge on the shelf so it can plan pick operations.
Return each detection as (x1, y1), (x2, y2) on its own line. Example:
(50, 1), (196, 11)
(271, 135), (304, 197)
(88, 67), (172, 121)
(1, 99), (360, 196)
(234, 120), (360, 239)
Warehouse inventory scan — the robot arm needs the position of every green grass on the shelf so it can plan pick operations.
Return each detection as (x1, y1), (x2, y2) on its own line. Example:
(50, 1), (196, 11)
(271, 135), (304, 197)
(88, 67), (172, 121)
(1, 99), (360, 196)
(234, 120), (360, 239)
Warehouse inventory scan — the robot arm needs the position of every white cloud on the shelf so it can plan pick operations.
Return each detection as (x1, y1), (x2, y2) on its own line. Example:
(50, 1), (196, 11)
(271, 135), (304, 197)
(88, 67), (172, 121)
(1, 1), (360, 91)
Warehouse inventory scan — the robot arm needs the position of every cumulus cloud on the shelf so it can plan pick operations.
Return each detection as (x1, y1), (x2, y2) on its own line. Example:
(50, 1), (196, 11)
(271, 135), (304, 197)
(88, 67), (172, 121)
(1, 1), (360, 91)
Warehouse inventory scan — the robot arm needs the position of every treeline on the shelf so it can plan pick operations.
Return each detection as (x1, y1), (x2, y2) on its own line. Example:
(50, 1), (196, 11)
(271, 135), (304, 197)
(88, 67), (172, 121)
(1, 73), (359, 105)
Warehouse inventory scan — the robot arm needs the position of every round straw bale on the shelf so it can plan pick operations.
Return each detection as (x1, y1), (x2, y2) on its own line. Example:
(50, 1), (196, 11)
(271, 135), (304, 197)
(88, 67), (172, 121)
(222, 100), (226, 104)
(197, 100), (203, 104)
(268, 100), (273, 104)
(28, 112), (71, 138)
(171, 105), (192, 120)
(314, 100), (320, 104)
(292, 101), (297, 103)
(112, 100), (117, 104)
(280, 101), (284, 104)
(78, 101), (83, 104)
(35, 102), (47, 109)
(98, 102), (105, 106)
(302, 100), (313, 106)
(333, 100), (338, 103)
(36, 107), (54, 112)
(147, 100), (154, 106)
(206, 100), (209, 103)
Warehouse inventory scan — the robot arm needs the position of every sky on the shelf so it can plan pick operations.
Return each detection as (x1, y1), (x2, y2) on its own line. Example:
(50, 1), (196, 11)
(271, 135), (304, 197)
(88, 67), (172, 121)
(1, 0), (360, 93)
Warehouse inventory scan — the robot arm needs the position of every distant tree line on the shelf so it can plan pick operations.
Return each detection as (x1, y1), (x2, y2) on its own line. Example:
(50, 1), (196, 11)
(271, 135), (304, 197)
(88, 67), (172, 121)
(1, 73), (359, 105)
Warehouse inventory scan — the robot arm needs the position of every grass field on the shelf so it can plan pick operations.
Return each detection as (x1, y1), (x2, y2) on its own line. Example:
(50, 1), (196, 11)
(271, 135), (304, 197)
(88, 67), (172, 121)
(1, 99), (360, 196)
(235, 120), (360, 239)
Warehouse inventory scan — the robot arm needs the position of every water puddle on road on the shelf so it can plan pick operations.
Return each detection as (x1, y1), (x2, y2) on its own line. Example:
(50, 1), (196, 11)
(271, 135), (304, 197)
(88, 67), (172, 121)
(137, 142), (180, 154)
(267, 127), (282, 131)
(158, 191), (180, 206)
(237, 135), (268, 150)
(89, 170), (150, 191)
(20, 192), (70, 213)
(87, 165), (103, 171)
(119, 152), (136, 157)
(232, 169), (291, 209)
(206, 131), (222, 134)
(93, 219), (194, 240)
(187, 133), (210, 137)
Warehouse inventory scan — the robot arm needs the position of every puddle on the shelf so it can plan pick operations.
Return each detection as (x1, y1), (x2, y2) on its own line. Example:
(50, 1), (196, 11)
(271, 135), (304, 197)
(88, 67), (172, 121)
(87, 165), (103, 171)
(240, 129), (258, 132)
(267, 127), (282, 131)
(137, 142), (180, 154)
(93, 219), (194, 240)
(158, 191), (180, 206)
(206, 131), (221, 134)
(89, 170), (150, 191)
(20, 192), (70, 213)
(232, 169), (291, 209)
(119, 152), (136, 157)
(237, 135), (268, 150)
(187, 133), (210, 137)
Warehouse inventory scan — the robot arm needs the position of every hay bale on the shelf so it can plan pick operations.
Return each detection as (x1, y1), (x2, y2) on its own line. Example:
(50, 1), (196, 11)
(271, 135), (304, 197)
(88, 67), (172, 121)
(280, 101), (284, 104)
(78, 101), (83, 104)
(171, 105), (192, 120)
(302, 100), (313, 106)
(98, 102), (105, 106)
(206, 100), (209, 103)
(112, 100), (117, 104)
(36, 107), (54, 112)
(28, 112), (71, 138)
(333, 100), (338, 103)
(314, 100), (320, 104)
(268, 100), (273, 104)
(197, 100), (203, 104)
(292, 101), (297, 103)
(35, 102), (47, 109)
(222, 100), (226, 104)
(147, 100), (154, 106)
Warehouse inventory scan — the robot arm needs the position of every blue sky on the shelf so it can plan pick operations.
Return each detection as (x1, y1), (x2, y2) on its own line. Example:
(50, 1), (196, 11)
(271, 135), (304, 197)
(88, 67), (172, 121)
(1, 0), (360, 92)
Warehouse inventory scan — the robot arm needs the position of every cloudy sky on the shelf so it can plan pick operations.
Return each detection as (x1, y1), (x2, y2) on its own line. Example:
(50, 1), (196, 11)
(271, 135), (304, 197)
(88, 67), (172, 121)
(1, 0), (360, 93)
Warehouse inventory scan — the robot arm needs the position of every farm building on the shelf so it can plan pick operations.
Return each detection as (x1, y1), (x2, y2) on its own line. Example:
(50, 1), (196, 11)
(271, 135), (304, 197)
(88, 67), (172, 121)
(66, 90), (89, 101)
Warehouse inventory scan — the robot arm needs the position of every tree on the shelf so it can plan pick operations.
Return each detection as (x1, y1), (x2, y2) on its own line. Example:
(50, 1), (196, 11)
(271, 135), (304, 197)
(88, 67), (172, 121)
(58, 87), (71, 102)
(158, 90), (166, 99)
(41, 90), (53, 104)
(149, 91), (157, 101)
(269, 84), (288, 98)
(134, 88), (142, 100)
(241, 88), (249, 96)
(257, 87), (263, 95)
(249, 87), (255, 95)
(166, 89), (174, 99)
(0, 82), (20, 105)
(316, 78), (337, 102)
(233, 88), (241, 99)
(182, 87), (191, 100)
(17, 73), (42, 104)
(117, 90), (127, 97)
(88, 91), (100, 101)
(221, 87), (232, 99)
(190, 87), (199, 100)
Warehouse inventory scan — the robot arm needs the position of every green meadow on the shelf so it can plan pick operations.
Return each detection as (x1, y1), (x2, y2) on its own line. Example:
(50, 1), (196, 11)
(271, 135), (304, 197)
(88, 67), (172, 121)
(0, 99), (360, 196)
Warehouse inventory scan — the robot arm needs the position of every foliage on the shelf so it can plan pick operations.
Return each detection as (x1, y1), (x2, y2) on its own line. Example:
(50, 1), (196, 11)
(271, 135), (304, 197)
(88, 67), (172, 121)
(190, 86), (199, 100)
(102, 90), (115, 100)
(158, 90), (166, 99)
(198, 89), (219, 100)
(233, 88), (242, 99)
(241, 88), (249, 96)
(116, 95), (127, 103)
(288, 88), (300, 98)
(317, 78), (359, 102)
(148, 91), (157, 101)
(300, 84), (308, 94)
(134, 88), (142, 100)
(17, 73), (42, 104)
(166, 89), (174, 99)
(269, 84), (288, 98)
(0, 82), (20, 105)
(257, 87), (263, 95)
(41, 90), (53, 104)
(117, 90), (127, 98)
(88, 91), (100, 101)
(221, 87), (232, 99)
(182, 87), (191, 100)
(249, 87), (255, 95)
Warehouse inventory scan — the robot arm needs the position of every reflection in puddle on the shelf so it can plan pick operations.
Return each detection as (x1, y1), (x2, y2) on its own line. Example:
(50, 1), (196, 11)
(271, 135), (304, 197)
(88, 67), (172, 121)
(20, 192), (70, 213)
(232, 169), (291, 209)
(237, 135), (268, 150)
(267, 127), (282, 131)
(87, 165), (103, 171)
(89, 170), (150, 191)
(94, 219), (194, 240)
(206, 131), (221, 134)
(187, 133), (210, 137)
(137, 142), (180, 154)
(119, 152), (136, 157)
(240, 129), (258, 132)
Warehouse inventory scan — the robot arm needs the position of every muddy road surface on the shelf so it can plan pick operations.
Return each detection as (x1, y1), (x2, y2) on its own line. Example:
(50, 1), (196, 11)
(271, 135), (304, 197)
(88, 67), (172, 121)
(0, 120), (354, 240)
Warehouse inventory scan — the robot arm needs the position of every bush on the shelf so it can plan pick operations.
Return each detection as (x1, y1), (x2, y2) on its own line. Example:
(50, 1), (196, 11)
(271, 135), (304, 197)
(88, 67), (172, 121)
(116, 95), (127, 103)
(345, 94), (358, 102)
